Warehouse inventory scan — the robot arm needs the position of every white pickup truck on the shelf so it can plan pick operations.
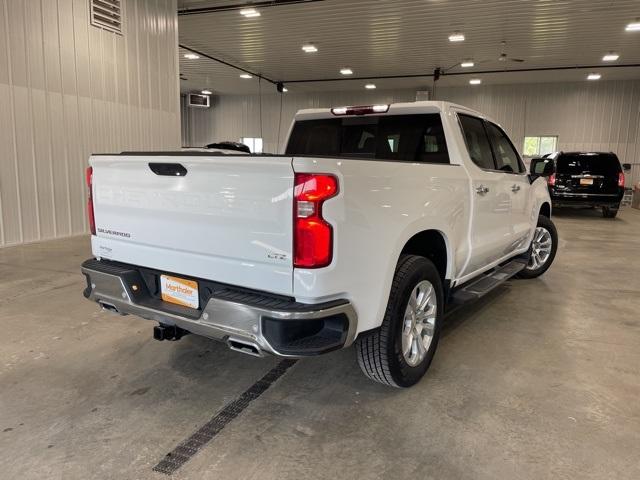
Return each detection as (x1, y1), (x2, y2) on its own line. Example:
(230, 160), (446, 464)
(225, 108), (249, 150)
(81, 101), (557, 387)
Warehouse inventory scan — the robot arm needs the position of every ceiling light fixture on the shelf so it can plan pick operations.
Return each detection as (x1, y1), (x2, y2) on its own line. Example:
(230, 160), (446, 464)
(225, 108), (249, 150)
(340, 68), (353, 75)
(587, 73), (601, 80)
(239, 8), (260, 17)
(449, 32), (465, 42)
(625, 21), (640, 31)
(469, 78), (481, 85)
(201, 89), (212, 95)
(240, 73), (253, 79)
(461, 60), (474, 68)
(365, 83), (376, 89)
(602, 52), (620, 61)
(282, 87), (288, 92)
(302, 44), (318, 53)
(183, 53), (199, 59)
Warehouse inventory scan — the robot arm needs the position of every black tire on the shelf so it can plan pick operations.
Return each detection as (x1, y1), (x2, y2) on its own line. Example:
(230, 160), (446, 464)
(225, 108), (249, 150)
(602, 205), (619, 218)
(356, 255), (443, 388)
(517, 214), (558, 279)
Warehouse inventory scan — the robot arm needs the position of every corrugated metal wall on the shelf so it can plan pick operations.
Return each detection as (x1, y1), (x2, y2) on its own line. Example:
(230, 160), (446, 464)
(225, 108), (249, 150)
(0, 0), (180, 247)
(437, 80), (640, 186)
(436, 80), (640, 172)
(180, 88), (417, 151)
(182, 80), (640, 185)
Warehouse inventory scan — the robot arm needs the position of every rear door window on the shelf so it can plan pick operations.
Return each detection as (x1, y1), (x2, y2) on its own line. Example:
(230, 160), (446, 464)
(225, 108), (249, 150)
(556, 154), (621, 175)
(485, 122), (525, 173)
(286, 114), (449, 163)
(458, 114), (495, 170)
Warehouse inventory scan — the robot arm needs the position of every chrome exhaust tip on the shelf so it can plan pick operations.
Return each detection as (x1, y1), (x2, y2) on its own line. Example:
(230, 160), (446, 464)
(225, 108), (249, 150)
(227, 338), (263, 357)
(99, 301), (123, 315)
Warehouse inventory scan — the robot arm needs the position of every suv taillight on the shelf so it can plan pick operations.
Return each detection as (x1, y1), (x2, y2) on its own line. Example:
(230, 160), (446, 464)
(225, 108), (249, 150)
(547, 173), (556, 187)
(293, 173), (338, 268)
(618, 171), (625, 188)
(86, 166), (96, 235)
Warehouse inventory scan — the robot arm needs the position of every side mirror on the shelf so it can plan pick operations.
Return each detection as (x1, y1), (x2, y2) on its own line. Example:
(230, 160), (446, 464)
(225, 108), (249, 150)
(530, 158), (555, 177)
(622, 163), (631, 171)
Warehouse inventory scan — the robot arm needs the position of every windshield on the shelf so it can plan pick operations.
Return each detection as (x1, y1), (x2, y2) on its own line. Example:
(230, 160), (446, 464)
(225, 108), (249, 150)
(556, 154), (621, 175)
(286, 114), (449, 163)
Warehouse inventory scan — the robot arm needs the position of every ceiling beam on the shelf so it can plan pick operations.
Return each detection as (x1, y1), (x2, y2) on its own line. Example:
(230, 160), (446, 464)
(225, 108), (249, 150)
(282, 64), (640, 84)
(178, 0), (325, 16)
(180, 44), (278, 84)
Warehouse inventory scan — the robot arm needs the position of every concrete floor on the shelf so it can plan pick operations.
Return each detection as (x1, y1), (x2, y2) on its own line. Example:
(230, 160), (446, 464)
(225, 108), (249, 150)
(1, 208), (639, 480)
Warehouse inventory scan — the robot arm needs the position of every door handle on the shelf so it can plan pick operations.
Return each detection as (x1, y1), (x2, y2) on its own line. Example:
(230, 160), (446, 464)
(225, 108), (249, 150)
(511, 184), (521, 193)
(149, 163), (188, 176)
(476, 185), (489, 195)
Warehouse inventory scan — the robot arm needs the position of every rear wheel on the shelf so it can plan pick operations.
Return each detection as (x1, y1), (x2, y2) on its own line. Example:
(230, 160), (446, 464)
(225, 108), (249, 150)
(356, 255), (443, 388)
(602, 205), (619, 218)
(517, 215), (558, 279)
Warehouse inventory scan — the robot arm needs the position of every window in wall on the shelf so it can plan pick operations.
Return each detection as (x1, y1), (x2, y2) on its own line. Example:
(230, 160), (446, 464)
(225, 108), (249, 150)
(523, 136), (557, 157)
(240, 137), (263, 153)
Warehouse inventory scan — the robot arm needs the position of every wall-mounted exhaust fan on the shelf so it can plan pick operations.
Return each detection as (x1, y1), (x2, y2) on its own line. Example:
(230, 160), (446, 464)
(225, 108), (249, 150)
(188, 93), (210, 108)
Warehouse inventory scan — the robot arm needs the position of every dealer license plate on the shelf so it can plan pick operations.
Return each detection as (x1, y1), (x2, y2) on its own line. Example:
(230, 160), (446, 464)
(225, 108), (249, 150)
(160, 275), (199, 309)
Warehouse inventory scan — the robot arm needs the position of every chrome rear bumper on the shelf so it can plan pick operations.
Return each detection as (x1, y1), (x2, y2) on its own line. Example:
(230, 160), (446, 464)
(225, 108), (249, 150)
(81, 258), (357, 357)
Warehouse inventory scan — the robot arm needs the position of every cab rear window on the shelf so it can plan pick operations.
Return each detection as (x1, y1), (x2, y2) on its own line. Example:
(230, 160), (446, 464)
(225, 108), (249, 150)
(556, 154), (621, 175)
(285, 114), (449, 164)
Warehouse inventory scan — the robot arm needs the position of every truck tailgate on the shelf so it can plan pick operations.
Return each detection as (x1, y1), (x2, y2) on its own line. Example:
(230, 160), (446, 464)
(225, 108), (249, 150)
(90, 154), (294, 296)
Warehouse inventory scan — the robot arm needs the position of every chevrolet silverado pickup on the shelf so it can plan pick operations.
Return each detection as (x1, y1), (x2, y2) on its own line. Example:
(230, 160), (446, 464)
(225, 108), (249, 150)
(81, 101), (558, 387)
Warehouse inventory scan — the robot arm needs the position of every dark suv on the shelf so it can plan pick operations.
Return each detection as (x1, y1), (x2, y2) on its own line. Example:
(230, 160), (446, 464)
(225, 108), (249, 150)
(530, 152), (627, 218)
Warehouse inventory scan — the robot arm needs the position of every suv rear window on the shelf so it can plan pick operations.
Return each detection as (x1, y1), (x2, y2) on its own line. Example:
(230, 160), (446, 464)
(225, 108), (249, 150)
(556, 154), (621, 175)
(285, 114), (449, 163)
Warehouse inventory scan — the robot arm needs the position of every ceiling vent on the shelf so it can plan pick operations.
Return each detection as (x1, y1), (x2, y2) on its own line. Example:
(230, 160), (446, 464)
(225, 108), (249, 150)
(90, 0), (122, 35)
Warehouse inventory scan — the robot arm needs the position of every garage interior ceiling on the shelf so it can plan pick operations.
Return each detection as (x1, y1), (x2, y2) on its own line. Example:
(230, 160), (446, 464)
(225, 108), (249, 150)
(177, 0), (640, 94)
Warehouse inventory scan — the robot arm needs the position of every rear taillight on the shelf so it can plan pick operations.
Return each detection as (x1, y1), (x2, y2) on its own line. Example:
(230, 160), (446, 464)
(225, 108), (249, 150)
(86, 166), (96, 235)
(547, 173), (556, 187)
(293, 173), (338, 268)
(618, 171), (625, 188)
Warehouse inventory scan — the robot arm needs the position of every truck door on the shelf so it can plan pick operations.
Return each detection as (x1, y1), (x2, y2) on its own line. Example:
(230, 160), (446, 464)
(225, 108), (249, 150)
(457, 114), (514, 274)
(484, 121), (532, 251)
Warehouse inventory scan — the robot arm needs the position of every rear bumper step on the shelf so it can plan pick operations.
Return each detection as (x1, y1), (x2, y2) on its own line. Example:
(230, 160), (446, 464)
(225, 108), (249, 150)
(81, 258), (357, 357)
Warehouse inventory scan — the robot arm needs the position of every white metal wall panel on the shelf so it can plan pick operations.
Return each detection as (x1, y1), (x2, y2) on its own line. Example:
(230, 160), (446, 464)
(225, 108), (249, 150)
(437, 80), (640, 185)
(182, 80), (640, 186)
(0, 0), (180, 247)
(181, 88), (416, 151)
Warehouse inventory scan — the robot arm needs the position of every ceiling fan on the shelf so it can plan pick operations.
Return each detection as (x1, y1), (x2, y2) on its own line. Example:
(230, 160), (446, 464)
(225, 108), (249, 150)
(434, 41), (525, 80)
(497, 41), (525, 63)
(430, 40), (525, 93)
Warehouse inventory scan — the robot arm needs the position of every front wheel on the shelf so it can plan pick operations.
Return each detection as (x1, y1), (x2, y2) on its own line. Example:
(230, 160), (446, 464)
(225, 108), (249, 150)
(356, 255), (443, 388)
(517, 215), (558, 279)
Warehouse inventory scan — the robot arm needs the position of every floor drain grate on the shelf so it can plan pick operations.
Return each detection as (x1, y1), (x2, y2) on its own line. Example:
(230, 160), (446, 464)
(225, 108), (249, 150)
(152, 359), (297, 475)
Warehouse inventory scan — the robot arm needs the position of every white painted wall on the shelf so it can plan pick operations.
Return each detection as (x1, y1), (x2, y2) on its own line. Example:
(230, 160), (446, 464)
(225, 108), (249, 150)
(0, 0), (181, 247)
(182, 80), (640, 185)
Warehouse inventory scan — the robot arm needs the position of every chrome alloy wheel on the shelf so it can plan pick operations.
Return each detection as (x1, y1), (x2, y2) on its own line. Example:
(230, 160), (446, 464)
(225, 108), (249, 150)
(401, 280), (437, 367)
(527, 226), (553, 270)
